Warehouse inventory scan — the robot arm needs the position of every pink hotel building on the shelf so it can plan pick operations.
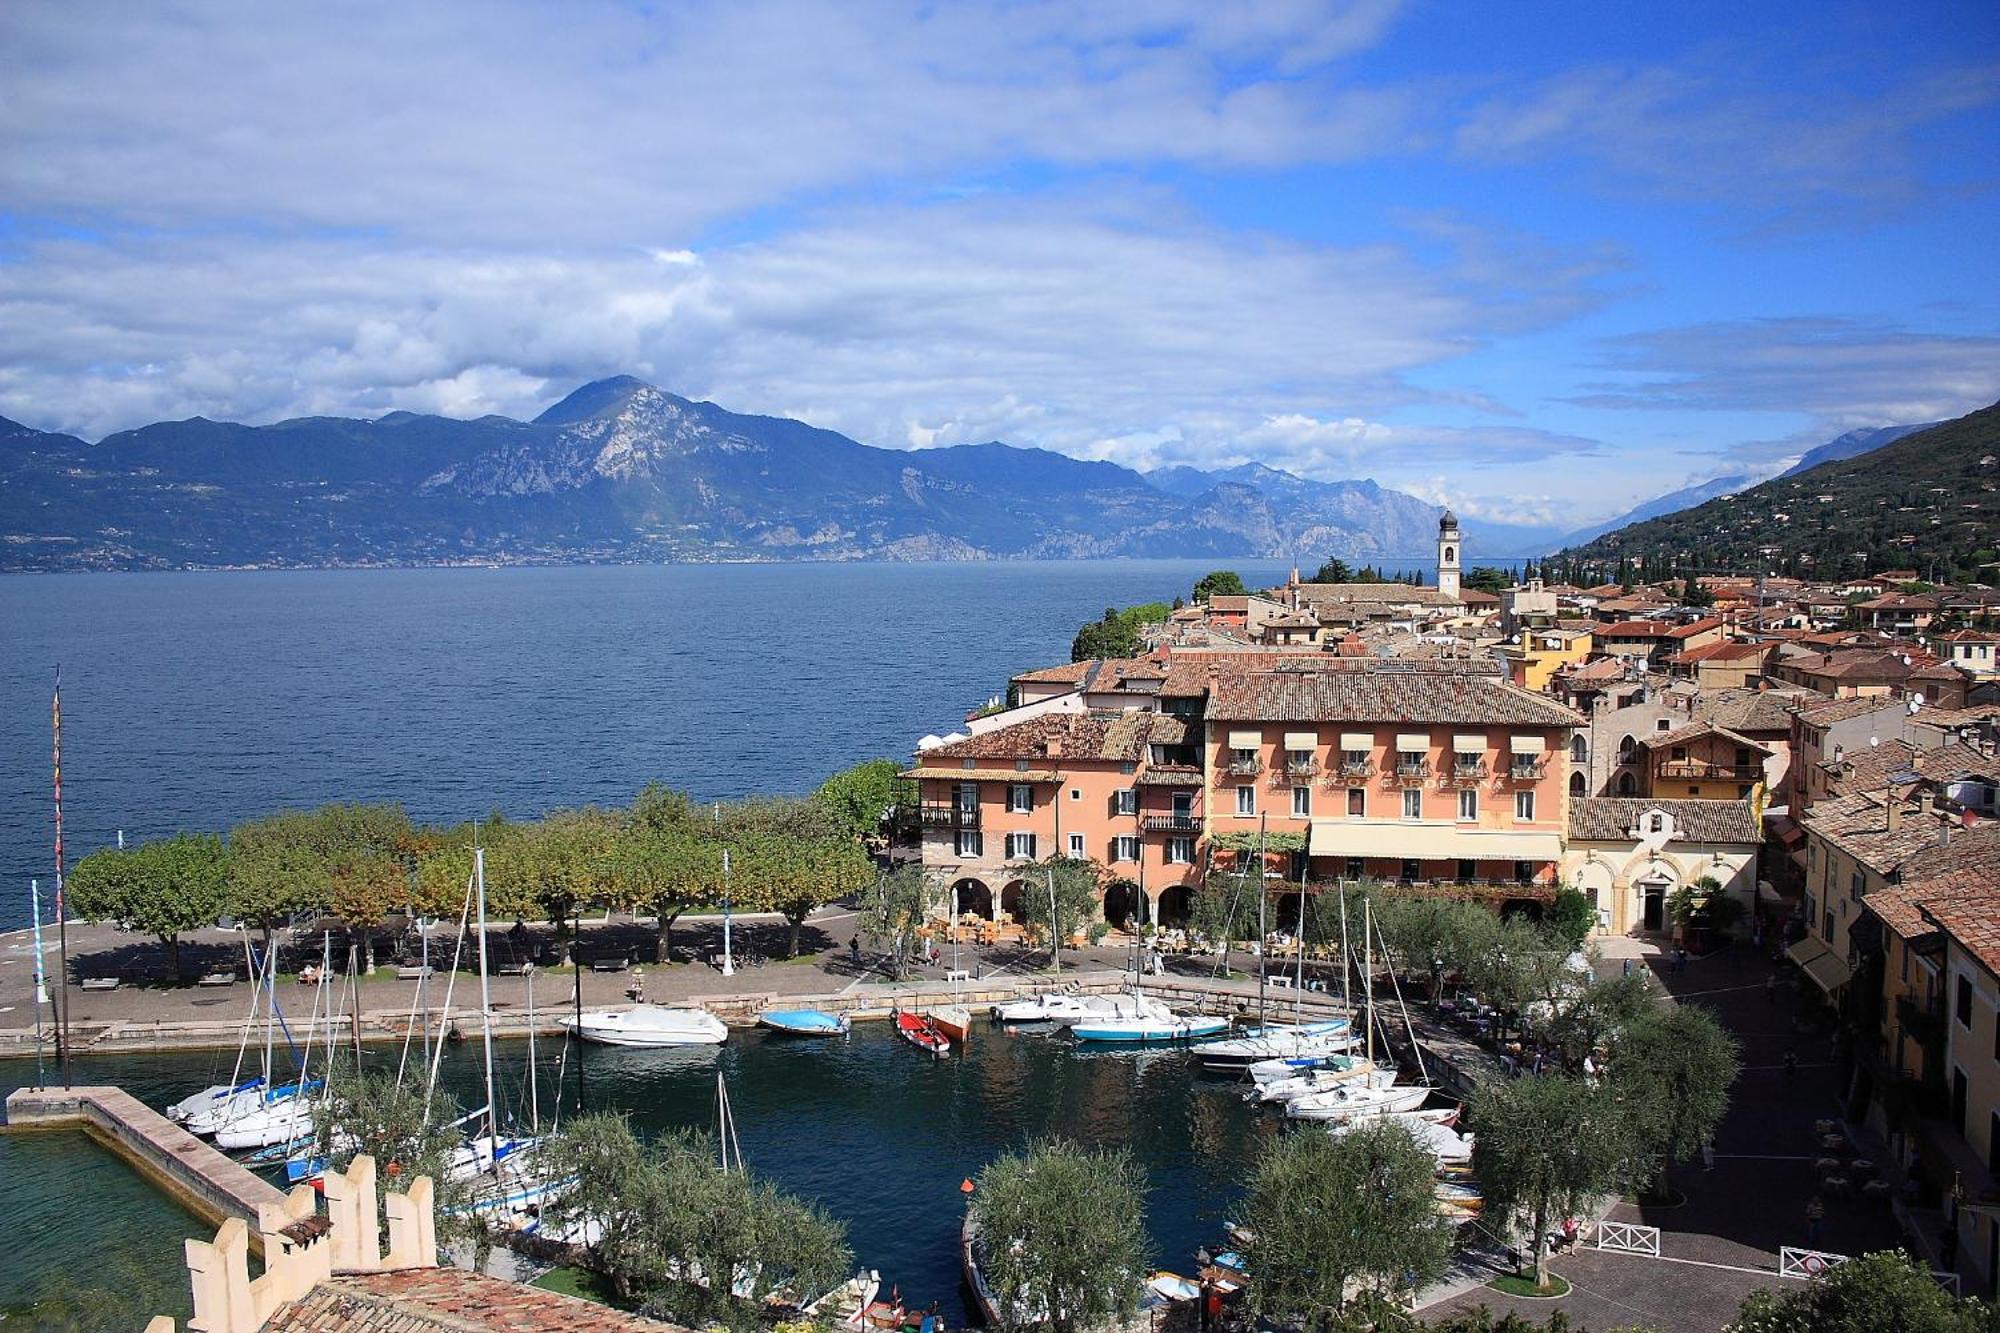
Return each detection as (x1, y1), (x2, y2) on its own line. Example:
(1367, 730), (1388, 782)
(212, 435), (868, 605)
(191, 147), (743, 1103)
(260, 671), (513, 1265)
(907, 652), (1584, 925)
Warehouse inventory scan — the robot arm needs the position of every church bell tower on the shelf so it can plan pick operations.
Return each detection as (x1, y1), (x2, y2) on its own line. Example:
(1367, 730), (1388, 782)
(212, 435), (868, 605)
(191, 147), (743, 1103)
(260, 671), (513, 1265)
(1436, 510), (1461, 599)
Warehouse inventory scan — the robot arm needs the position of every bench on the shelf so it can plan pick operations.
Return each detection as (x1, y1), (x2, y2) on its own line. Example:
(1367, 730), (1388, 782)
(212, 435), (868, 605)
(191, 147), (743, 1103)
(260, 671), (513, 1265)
(197, 971), (238, 987)
(589, 956), (630, 973)
(1269, 975), (1293, 989)
(80, 975), (121, 992)
(395, 964), (434, 980)
(494, 961), (532, 977)
(944, 968), (972, 984)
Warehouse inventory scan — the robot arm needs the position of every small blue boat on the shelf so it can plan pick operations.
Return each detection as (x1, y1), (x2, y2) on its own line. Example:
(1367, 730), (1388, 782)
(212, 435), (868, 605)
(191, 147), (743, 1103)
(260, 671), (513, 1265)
(758, 1008), (850, 1036)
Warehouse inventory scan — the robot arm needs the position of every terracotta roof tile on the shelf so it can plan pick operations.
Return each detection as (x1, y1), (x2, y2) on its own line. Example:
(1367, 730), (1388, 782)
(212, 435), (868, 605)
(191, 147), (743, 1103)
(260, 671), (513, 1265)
(268, 1268), (682, 1331)
(1205, 663), (1581, 727)
(1920, 884), (2000, 978)
(1569, 797), (1761, 843)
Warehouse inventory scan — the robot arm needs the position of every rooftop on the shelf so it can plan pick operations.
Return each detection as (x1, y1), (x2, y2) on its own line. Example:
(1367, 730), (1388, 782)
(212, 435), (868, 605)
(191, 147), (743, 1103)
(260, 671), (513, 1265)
(1205, 664), (1583, 727)
(1569, 797), (1762, 844)
(266, 1267), (678, 1332)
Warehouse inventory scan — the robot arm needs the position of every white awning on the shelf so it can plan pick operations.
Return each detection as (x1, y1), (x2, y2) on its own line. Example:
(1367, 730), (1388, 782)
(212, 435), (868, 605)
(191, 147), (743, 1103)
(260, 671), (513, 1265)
(1284, 731), (1319, 750)
(1396, 732), (1428, 752)
(1307, 821), (1562, 862)
(1228, 729), (1262, 749)
(1509, 735), (1547, 755)
(1452, 734), (1486, 755)
(1340, 731), (1373, 751)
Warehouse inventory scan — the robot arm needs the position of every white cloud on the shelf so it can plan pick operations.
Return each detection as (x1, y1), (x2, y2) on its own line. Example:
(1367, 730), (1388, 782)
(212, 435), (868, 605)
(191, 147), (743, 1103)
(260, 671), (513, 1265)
(0, 197), (1612, 463)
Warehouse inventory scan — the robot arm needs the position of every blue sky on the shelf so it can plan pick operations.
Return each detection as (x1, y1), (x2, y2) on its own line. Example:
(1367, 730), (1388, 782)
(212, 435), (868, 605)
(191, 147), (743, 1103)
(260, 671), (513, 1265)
(1, 0), (1995, 525)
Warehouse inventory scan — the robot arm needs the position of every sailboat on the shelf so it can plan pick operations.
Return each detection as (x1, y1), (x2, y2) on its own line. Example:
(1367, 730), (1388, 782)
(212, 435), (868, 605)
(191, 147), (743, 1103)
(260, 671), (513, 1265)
(1192, 1018), (1353, 1072)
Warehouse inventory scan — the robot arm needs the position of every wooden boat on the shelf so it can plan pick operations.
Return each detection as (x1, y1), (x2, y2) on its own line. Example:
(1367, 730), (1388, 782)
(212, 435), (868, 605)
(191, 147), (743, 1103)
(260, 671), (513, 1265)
(802, 1270), (881, 1326)
(893, 1008), (950, 1058)
(927, 1004), (973, 1045)
(759, 1008), (850, 1036)
(1146, 1271), (1201, 1302)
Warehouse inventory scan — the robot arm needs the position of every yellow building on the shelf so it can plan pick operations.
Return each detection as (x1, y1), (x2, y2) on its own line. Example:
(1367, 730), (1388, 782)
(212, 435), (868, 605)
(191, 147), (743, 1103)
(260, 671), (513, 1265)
(1640, 720), (1772, 808)
(1496, 627), (1593, 693)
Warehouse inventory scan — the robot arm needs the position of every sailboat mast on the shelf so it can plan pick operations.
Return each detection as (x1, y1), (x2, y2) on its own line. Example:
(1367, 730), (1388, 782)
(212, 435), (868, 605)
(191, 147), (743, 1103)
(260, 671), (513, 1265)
(52, 668), (71, 1088)
(1337, 887), (1352, 1019)
(474, 846), (500, 1180)
(1294, 877), (1305, 1019)
(527, 966), (540, 1136)
(1255, 814), (1267, 1027)
(1362, 896), (1374, 1066)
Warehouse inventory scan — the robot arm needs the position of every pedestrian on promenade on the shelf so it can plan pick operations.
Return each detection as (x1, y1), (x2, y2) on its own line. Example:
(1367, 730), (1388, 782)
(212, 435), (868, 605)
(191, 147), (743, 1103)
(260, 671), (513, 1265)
(849, 934), (862, 967)
(1806, 1195), (1825, 1247)
(1701, 1137), (1715, 1171)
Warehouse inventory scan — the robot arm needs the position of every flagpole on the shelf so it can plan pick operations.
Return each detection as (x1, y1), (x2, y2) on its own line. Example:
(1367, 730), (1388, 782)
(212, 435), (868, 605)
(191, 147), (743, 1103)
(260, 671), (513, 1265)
(53, 666), (72, 1089)
(30, 879), (49, 1088)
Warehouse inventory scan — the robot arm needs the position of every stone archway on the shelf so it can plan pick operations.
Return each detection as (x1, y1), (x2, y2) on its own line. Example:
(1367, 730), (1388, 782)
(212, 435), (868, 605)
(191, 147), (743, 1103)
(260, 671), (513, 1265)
(1616, 770), (1638, 796)
(1569, 771), (1587, 798)
(1000, 880), (1030, 925)
(951, 877), (994, 922)
(1156, 882), (1194, 925)
(1102, 879), (1142, 929)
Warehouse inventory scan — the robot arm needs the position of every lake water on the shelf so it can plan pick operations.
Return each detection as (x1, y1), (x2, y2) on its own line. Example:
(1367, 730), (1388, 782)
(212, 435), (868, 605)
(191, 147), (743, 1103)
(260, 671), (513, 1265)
(0, 1023), (1274, 1327)
(0, 560), (1307, 933)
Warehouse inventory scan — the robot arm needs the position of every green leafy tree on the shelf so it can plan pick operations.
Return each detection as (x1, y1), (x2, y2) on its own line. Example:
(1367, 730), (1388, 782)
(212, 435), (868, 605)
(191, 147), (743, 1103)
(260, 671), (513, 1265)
(723, 799), (874, 957)
(1464, 566), (1513, 594)
(327, 852), (411, 972)
(538, 1114), (851, 1319)
(1544, 887), (1598, 953)
(1310, 556), (1354, 583)
(608, 826), (722, 963)
(65, 833), (229, 978)
(1241, 1120), (1456, 1327)
(859, 863), (937, 980)
(1069, 603), (1169, 662)
(1728, 1250), (2000, 1333)
(513, 810), (616, 945)
(314, 1069), (485, 1260)
(1540, 972), (1655, 1075)
(972, 1139), (1149, 1333)
(226, 811), (332, 945)
(811, 758), (915, 841)
(1192, 569), (1249, 602)
(1019, 856), (1104, 970)
(1472, 1074), (1639, 1290)
(1194, 868), (1263, 977)
(1611, 1002), (1739, 1194)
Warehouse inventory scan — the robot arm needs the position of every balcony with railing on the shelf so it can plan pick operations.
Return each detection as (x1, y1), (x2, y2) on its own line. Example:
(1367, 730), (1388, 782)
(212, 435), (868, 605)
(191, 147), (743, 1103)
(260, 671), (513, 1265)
(917, 804), (981, 830)
(1225, 756), (1263, 777)
(1439, 760), (1488, 789)
(1896, 992), (1945, 1047)
(1503, 756), (1550, 783)
(1270, 756), (1320, 786)
(1142, 813), (1206, 833)
(1327, 757), (1376, 785)
(1387, 757), (1431, 787)
(1655, 759), (1763, 783)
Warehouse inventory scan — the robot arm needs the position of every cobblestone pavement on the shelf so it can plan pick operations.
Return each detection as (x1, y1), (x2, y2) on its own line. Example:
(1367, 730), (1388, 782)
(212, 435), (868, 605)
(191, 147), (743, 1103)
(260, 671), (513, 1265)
(1421, 934), (1906, 1332)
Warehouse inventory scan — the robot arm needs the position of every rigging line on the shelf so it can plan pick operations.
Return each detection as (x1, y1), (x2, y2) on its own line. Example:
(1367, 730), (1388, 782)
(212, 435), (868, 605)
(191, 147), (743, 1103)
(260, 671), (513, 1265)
(422, 867), (477, 1126)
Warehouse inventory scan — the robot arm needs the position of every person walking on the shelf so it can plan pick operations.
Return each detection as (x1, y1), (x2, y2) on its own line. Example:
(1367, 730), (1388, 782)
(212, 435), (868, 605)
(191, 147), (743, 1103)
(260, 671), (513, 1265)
(849, 934), (862, 968)
(1805, 1195), (1825, 1247)
(1701, 1136), (1716, 1171)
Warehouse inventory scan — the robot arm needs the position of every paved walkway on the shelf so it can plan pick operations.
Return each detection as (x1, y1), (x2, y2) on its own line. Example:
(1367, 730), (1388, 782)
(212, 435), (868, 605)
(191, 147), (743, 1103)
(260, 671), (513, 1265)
(1420, 935), (1905, 1333)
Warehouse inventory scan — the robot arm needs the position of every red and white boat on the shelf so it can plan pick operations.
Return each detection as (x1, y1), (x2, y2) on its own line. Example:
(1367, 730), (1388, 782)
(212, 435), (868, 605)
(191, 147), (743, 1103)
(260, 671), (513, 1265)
(894, 1008), (950, 1058)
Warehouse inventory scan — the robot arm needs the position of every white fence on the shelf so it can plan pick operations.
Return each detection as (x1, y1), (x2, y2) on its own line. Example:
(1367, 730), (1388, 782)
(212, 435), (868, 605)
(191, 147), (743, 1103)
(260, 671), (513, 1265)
(1778, 1246), (1850, 1280)
(1593, 1221), (1661, 1257)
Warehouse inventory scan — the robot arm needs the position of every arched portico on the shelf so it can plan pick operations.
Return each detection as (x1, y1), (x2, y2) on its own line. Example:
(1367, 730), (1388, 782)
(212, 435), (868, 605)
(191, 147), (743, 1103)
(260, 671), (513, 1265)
(1102, 879), (1143, 929)
(951, 877), (994, 922)
(1000, 879), (1030, 925)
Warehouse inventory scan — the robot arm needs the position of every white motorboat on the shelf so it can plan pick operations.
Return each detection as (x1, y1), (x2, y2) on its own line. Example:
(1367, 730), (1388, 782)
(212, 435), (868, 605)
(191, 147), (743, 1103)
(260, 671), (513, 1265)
(1254, 1059), (1384, 1103)
(1194, 1020), (1353, 1071)
(1283, 1081), (1432, 1122)
(564, 1004), (729, 1047)
(1071, 1009), (1231, 1043)
(1328, 1113), (1473, 1163)
(991, 992), (1089, 1024)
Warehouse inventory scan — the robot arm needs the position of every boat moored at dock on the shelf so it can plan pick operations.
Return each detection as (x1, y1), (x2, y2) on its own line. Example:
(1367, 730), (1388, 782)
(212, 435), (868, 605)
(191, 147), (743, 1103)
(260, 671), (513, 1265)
(564, 1004), (729, 1047)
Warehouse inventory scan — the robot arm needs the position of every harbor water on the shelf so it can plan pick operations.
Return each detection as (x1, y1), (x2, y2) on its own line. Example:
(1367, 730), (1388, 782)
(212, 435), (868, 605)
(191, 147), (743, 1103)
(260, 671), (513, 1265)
(1, 1019), (1276, 1327)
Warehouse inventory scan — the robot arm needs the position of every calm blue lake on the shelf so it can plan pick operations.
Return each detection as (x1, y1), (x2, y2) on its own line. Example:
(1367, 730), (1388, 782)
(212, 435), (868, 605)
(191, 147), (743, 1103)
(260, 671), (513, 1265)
(0, 560), (1307, 933)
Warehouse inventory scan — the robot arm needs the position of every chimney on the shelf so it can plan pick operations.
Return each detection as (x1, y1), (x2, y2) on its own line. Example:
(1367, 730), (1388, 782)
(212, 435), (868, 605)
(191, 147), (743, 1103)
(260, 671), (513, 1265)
(1886, 799), (1901, 833)
(1045, 739), (1063, 758)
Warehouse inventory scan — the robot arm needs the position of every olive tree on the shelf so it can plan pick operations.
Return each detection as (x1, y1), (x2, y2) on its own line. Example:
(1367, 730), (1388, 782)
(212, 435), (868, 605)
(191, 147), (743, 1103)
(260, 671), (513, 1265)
(1242, 1120), (1456, 1328)
(1019, 856), (1104, 971)
(859, 863), (937, 980)
(1610, 1001), (1740, 1195)
(1471, 1073), (1640, 1290)
(972, 1139), (1149, 1333)
(1728, 1249), (2000, 1333)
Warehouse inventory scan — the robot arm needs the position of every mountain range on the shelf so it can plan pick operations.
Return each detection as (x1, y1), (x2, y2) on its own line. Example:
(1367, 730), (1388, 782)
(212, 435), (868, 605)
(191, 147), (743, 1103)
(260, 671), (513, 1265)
(1555, 403), (2000, 583)
(0, 377), (1563, 572)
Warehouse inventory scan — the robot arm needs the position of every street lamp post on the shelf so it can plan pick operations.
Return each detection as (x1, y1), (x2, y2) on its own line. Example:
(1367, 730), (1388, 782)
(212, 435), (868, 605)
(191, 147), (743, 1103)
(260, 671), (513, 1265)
(721, 848), (735, 977)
